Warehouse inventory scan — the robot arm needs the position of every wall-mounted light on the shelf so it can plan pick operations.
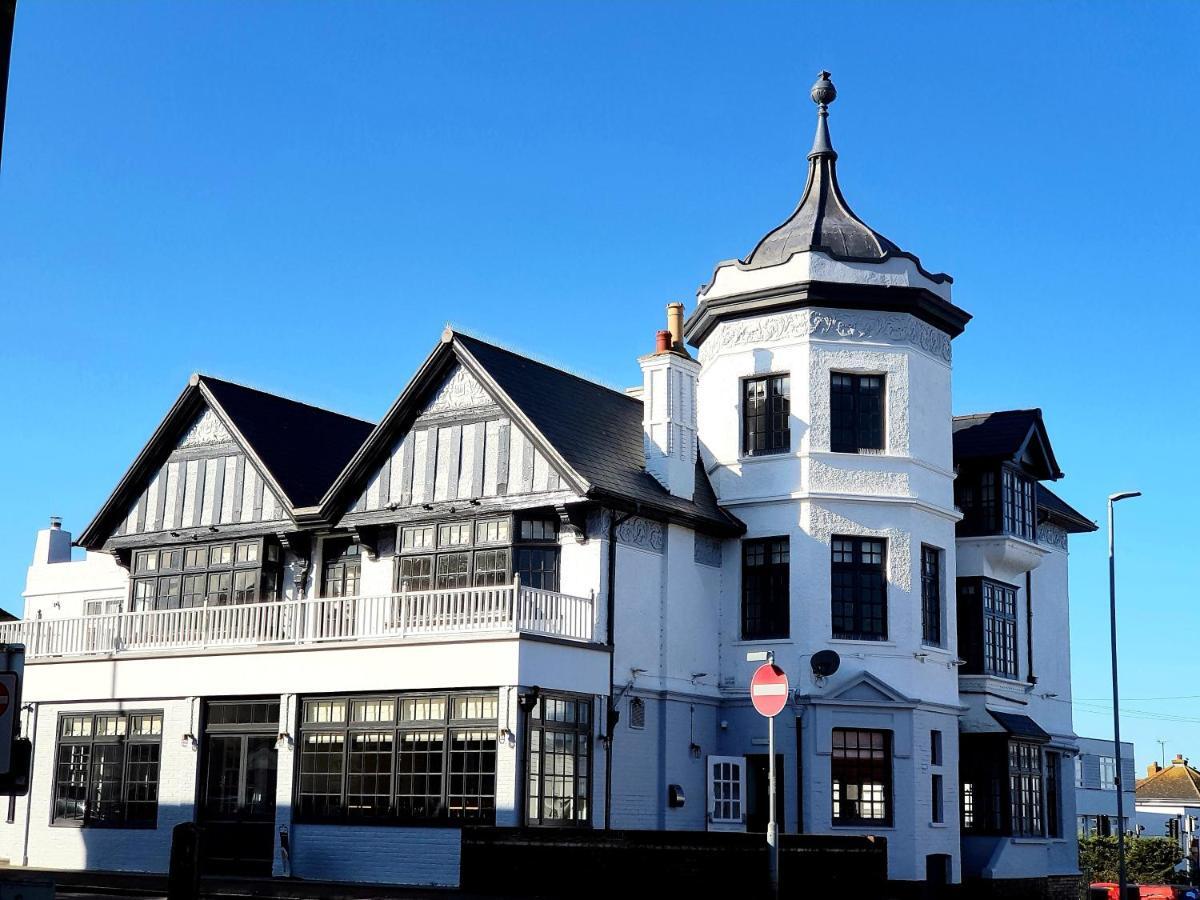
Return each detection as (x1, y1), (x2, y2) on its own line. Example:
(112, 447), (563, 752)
(949, 658), (968, 668)
(275, 732), (293, 751)
(181, 733), (197, 751)
(913, 652), (929, 662)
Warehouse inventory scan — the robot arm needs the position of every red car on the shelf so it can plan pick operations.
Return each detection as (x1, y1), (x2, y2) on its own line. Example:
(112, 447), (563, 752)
(1092, 885), (1200, 899)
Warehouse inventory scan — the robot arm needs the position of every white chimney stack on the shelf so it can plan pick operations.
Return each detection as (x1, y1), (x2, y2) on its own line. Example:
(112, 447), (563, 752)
(640, 303), (700, 501)
(32, 517), (73, 566)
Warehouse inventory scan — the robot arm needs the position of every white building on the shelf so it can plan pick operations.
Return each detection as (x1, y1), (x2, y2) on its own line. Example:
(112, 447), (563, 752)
(1137, 755), (1200, 882)
(0, 72), (1096, 896)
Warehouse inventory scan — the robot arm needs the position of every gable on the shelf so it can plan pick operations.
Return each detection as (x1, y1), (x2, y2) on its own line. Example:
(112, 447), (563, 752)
(110, 406), (288, 540)
(348, 364), (569, 515)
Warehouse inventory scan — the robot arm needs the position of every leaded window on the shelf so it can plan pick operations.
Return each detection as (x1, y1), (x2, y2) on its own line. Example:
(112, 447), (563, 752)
(921, 545), (942, 646)
(831, 537), (887, 640)
(831, 729), (892, 826)
(1009, 741), (1044, 836)
(396, 514), (560, 592)
(526, 693), (591, 827)
(128, 538), (280, 611)
(321, 540), (361, 598)
(52, 711), (163, 827)
(956, 465), (1038, 541)
(830, 373), (884, 454)
(957, 578), (1019, 680)
(741, 537), (789, 640)
(742, 374), (790, 456)
(295, 691), (498, 824)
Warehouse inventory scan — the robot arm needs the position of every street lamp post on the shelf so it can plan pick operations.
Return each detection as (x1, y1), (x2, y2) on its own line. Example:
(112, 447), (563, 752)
(1108, 490), (1141, 899)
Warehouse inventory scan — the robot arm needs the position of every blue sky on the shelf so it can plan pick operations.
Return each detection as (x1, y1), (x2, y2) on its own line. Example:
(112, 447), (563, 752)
(1, 1), (1197, 770)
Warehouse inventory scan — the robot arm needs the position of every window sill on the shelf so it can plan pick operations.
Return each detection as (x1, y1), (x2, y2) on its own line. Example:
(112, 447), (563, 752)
(929, 822), (948, 829)
(50, 820), (158, 830)
(831, 822), (894, 831)
(731, 638), (796, 646)
(919, 644), (951, 654)
(737, 451), (795, 465)
(830, 638), (895, 647)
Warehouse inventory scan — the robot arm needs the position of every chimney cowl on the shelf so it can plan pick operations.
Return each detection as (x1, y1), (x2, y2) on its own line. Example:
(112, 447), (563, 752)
(665, 302), (685, 352)
(654, 330), (672, 354)
(1173, 754), (1188, 766)
(1149, 762), (1163, 776)
(49, 516), (62, 530)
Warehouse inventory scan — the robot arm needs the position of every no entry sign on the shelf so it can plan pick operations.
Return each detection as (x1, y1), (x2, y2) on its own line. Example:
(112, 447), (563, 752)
(750, 663), (789, 718)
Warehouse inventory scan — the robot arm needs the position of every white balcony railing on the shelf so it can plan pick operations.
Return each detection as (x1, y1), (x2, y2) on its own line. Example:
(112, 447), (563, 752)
(0, 582), (597, 661)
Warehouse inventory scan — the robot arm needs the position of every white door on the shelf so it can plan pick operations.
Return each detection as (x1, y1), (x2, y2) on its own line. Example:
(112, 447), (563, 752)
(707, 755), (747, 831)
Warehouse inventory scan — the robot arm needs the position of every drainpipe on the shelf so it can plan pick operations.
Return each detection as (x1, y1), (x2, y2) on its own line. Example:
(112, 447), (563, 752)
(21, 702), (37, 867)
(1025, 571), (1036, 684)
(604, 506), (635, 830)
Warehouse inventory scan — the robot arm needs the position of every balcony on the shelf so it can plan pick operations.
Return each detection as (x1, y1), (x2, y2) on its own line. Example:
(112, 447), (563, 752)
(0, 583), (598, 661)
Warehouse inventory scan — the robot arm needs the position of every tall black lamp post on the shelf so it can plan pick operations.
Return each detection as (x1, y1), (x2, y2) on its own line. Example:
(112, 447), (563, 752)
(1108, 490), (1141, 898)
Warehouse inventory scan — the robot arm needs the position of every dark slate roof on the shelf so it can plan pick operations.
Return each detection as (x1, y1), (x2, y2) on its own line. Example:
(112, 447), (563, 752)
(198, 376), (375, 509)
(988, 710), (1051, 742)
(455, 335), (741, 534)
(742, 72), (949, 284)
(1137, 760), (1200, 802)
(1038, 484), (1097, 534)
(952, 409), (1064, 480)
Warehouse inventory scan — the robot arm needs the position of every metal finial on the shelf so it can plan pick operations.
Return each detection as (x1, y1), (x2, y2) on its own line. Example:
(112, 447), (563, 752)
(810, 71), (836, 107)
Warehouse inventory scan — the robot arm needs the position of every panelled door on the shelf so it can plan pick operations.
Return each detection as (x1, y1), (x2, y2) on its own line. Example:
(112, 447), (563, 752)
(707, 755), (747, 832)
(199, 699), (280, 876)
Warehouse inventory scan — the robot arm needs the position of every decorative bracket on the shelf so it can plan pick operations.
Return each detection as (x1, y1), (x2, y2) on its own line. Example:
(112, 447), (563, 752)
(555, 503), (589, 544)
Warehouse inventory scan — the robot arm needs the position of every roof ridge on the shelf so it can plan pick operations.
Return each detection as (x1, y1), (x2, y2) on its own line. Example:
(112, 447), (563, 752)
(196, 374), (375, 427)
(953, 408), (1043, 420)
(451, 331), (641, 405)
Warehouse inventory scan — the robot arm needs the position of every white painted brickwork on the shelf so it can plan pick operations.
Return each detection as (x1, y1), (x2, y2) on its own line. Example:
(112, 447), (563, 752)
(289, 825), (461, 887)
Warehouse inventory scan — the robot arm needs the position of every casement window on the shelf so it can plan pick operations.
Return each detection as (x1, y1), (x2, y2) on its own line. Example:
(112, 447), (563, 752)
(831, 729), (892, 826)
(1075, 756), (1084, 787)
(741, 537), (790, 640)
(396, 515), (560, 593)
(321, 540), (361, 598)
(1100, 756), (1117, 791)
(955, 465), (1038, 542)
(830, 373), (885, 454)
(295, 691), (498, 824)
(526, 693), (591, 827)
(957, 578), (1019, 680)
(930, 730), (943, 767)
(1046, 751), (1062, 838)
(742, 374), (790, 456)
(831, 537), (887, 641)
(129, 538), (281, 611)
(52, 712), (163, 828)
(1009, 741), (1044, 836)
(961, 782), (975, 831)
(921, 545), (943, 646)
(931, 773), (944, 824)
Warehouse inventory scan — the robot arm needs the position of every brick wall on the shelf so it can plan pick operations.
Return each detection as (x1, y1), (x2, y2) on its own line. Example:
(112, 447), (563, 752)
(289, 824), (460, 887)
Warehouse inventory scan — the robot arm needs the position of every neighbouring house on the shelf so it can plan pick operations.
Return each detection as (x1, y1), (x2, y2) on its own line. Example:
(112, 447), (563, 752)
(1137, 755), (1200, 882)
(1075, 736), (1137, 837)
(0, 72), (1097, 897)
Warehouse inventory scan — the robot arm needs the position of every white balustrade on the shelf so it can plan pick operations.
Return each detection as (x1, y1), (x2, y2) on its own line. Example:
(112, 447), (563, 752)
(0, 582), (596, 660)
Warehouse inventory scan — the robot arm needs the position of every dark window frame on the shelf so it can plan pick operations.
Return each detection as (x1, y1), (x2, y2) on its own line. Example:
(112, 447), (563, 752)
(1046, 751), (1062, 838)
(51, 710), (164, 829)
(957, 577), (1020, 680)
(129, 537), (280, 611)
(1009, 740), (1045, 837)
(921, 545), (943, 647)
(525, 692), (592, 828)
(831, 728), (893, 827)
(394, 514), (561, 593)
(955, 464), (1038, 542)
(830, 372), (885, 454)
(831, 536), (888, 641)
(294, 690), (499, 826)
(742, 373), (791, 457)
(740, 537), (790, 640)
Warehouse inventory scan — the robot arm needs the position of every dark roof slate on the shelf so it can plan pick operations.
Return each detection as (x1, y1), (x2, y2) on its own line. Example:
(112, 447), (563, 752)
(455, 335), (739, 534)
(988, 710), (1051, 742)
(198, 376), (374, 509)
(952, 409), (1063, 480)
(1038, 484), (1098, 534)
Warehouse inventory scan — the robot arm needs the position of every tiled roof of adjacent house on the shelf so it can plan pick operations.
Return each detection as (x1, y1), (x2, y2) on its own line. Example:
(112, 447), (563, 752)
(1037, 483), (1097, 534)
(952, 408), (1064, 481)
(1137, 758), (1200, 802)
(198, 376), (375, 509)
(455, 334), (740, 534)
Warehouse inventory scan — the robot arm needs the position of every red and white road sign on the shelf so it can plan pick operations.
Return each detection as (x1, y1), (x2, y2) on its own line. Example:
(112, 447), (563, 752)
(750, 663), (789, 718)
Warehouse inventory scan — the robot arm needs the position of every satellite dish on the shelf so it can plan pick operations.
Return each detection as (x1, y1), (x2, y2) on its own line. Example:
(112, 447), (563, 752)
(811, 650), (841, 678)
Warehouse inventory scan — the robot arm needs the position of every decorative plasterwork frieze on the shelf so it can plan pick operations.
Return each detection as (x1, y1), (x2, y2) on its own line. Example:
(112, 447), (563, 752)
(808, 505), (913, 592)
(584, 510), (665, 553)
(179, 408), (234, 449)
(697, 308), (952, 365)
(1038, 523), (1068, 551)
(422, 365), (493, 415)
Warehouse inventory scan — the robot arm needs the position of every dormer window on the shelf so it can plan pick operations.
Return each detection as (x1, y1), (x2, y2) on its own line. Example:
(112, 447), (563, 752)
(742, 375), (790, 457)
(830, 373), (884, 454)
(956, 465), (1037, 541)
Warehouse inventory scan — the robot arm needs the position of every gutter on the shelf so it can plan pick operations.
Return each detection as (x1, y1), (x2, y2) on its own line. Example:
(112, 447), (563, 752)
(603, 505), (635, 830)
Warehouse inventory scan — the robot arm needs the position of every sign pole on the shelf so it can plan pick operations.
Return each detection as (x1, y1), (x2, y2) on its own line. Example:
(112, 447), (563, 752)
(768, 709), (778, 899)
(748, 650), (786, 900)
